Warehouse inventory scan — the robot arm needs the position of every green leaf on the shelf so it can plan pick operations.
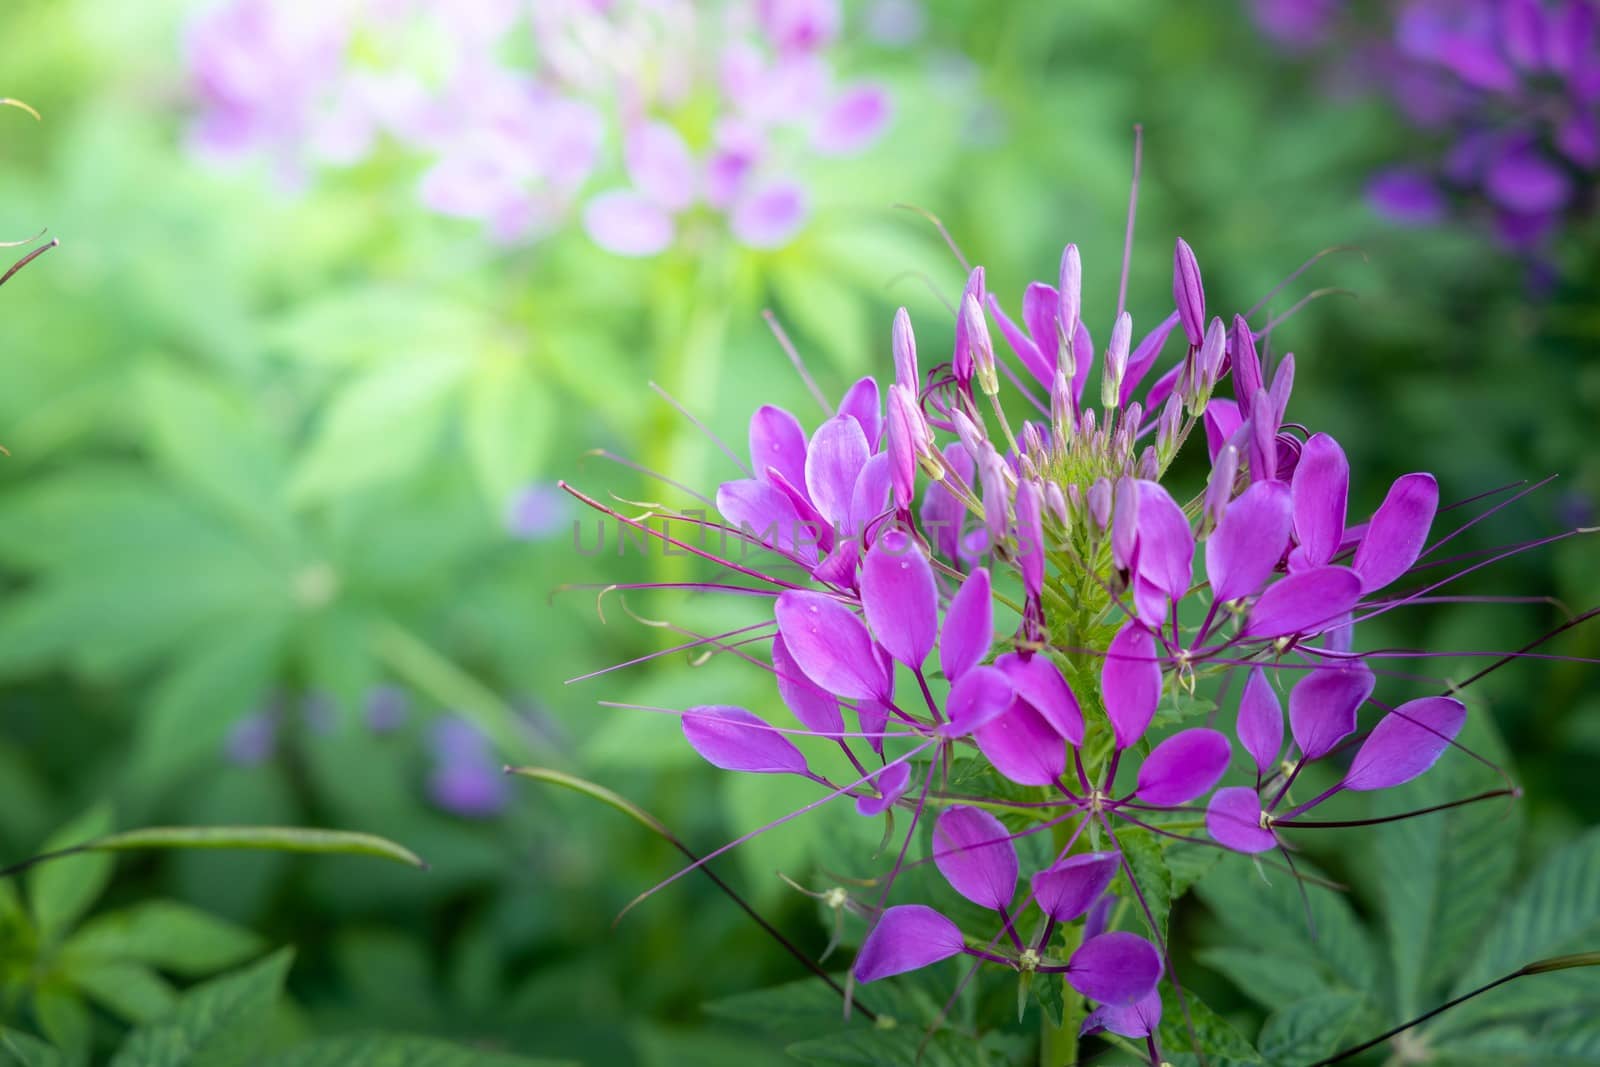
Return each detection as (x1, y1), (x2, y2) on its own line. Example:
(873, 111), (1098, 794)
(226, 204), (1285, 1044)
(65, 900), (264, 977)
(1256, 993), (1367, 1065)
(1157, 984), (1263, 1066)
(769, 263), (869, 376)
(1437, 827), (1600, 1035)
(70, 961), (176, 1023)
(0, 1030), (68, 1067)
(258, 1035), (575, 1067)
(1115, 827), (1172, 945)
(1195, 948), (1332, 1010)
(1031, 971), (1064, 1028)
(1194, 856), (1378, 993)
(88, 826), (427, 869)
(463, 354), (554, 512)
(31, 989), (91, 1067)
(288, 354), (466, 503)
(1371, 713), (1518, 1014)
(27, 806), (114, 942)
(108, 948), (294, 1067)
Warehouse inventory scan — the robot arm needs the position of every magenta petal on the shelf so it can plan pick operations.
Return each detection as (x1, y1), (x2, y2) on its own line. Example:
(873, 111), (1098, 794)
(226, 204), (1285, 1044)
(1203, 398), (1242, 463)
(1236, 668), (1284, 777)
(973, 700), (1066, 786)
(1206, 480), (1292, 604)
(932, 806), (1019, 911)
(853, 905), (965, 983)
(857, 697), (890, 757)
(1206, 786), (1276, 853)
(1243, 566), (1362, 639)
(1343, 696), (1466, 791)
(1352, 473), (1439, 593)
(624, 121), (696, 210)
(1102, 623), (1163, 750)
(1067, 932), (1162, 1006)
(774, 590), (888, 701)
(861, 530), (938, 669)
(1032, 851), (1120, 923)
(1134, 480), (1195, 605)
(582, 190), (675, 256)
(1291, 433), (1349, 570)
(940, 568), (993, 682)
(804, 414), (870, 528)
(1122, 311), (1179, 404)
(1135, 728), (1232, 806)
(944, 665), (1015, 736)
(849, 451), (893, 536)
(716, 478), (818, 566)
(995, 651), (1083, 744)
(772, 634), (844, 736)
(856, 759), (910, 816)
(987, 293), (1049, 388)
(682, 705), (808, 775)
(1081, 989), (1163, 1039)
(1288, 663), (1376, 761)
(838, 376), (883, 451)
(749, 405), (810, 493)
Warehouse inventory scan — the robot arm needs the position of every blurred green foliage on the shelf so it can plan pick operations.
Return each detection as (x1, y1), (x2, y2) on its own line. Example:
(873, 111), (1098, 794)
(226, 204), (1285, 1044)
(0, 0), (1595, 1063)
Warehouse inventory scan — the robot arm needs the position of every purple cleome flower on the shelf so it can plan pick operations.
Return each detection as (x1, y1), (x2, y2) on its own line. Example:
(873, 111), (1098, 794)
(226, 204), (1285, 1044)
(427, 715), (510, 818)
(1249, 0), (1600, 258)
(562, 152), (1593, 1057)
(184, 0), (893, 253)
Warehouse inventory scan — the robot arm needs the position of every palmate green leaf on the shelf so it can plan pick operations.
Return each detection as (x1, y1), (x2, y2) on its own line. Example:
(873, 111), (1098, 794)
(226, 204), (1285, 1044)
(1194, 856), (1379, 994)
(0, 1030), (68, 1067)
(31, 988), (90, 1067)
(1255, 992), (1367, 1065)
(69, 961), (176, 1024)
(1370, 712), (1518, 1016)
(257, 1035), (575, 1067)
(26, 806), (113, 943)
(1156, 983), (1263, 1066)
(64, 900), (265, 978)
(108, 948), (293, 1067)
(786, 1026), (1029, 1067)
(1431, 827), (1600, 1038)
(1194, 948), (1330, 1011)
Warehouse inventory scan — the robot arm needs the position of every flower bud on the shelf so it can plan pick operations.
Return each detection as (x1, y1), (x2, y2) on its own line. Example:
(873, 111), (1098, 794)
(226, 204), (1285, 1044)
(886, 384), (934, 505)
(1205, 444), (1239, 532)
(1058, 243), (1082, 343)
(1156, 393), (1183, 461)
(1173, 238), (1205, 347)
(892, 307), (918, 392)
(1015, 478), (1045, 599)
(1046, 483), (1070, 527)
(978, 446), (1010, 547)
(952, 266), (985, 388)
(1102, 310), (1132, 411)
(952, 409), (987, 459)
(1269, 352), (1296, 418)
(1186, 316), (1227, 416)
(1051, 366), (1074, 441)
(1087, 477), (1113, 532)
(1020, 420), (1045, 461)
(1249, 388), (1278, 483)
(961, 293), (998, 396)
(1231, 314), (1261, 415)
(1137, 446), (1159, 480)
(1112, 475), (1139, 571)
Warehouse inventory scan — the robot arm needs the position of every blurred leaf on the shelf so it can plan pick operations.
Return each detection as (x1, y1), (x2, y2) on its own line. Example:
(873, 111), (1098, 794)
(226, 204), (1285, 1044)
(70, 961), (176, 1024)
(289, 354), (467, 503)
(26, 806), (113, 943)
(108, 948), (294, 1067)
(31, 989), (90, 1067)
(259, 1035), (574, 1067)
(1195, 947), (1330, 1010)
(1255, 993), (1367, 1066)
(464, 354), (554, 513)
(65, 900), (264, 978)
(770, 263), (869, 376)
(0, 1030), (68, 1067)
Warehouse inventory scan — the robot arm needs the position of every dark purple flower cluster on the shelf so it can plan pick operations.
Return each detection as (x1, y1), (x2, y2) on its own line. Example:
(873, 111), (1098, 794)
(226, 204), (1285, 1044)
(1252, 0), (1600, 255)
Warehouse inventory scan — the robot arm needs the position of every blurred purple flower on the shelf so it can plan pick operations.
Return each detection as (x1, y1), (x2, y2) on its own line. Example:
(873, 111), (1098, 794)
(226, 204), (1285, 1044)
(427, 715), (509, 817)
(505, 483), (569, 540)
(365, 684), (411, 733)
(224, 710), (278, 766)
(1248, 0), (1600, 260)
(183, 0), (896, 253)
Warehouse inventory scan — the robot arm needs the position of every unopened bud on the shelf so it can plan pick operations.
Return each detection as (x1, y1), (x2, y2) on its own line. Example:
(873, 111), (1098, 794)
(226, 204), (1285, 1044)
(961, 293), (998, 396)
(1205, 444), (1239, 532)
(1058, 243), (1082, 343)
(1102, 310), (1132, 411)
(1112, 475), (1140, 570)
(892, 307), (918, 392)
(1051, 367), (1074, 441)
(1156, 393), (1183, 461)
(1087, 477), (1112, 532)
(1137, 446), (1159, 480)
(952, 409), (987, 459)
(978, 446), (1010, 546)
(1173, 237), (1205, 347)
(952, 266), (985, 388)
(1231, 314), (1261, 415)
(1045, 483), (1069, 527)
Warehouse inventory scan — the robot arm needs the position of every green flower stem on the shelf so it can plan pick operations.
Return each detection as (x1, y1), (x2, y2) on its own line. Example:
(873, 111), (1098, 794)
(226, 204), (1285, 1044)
(370, 618), (544, 762)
